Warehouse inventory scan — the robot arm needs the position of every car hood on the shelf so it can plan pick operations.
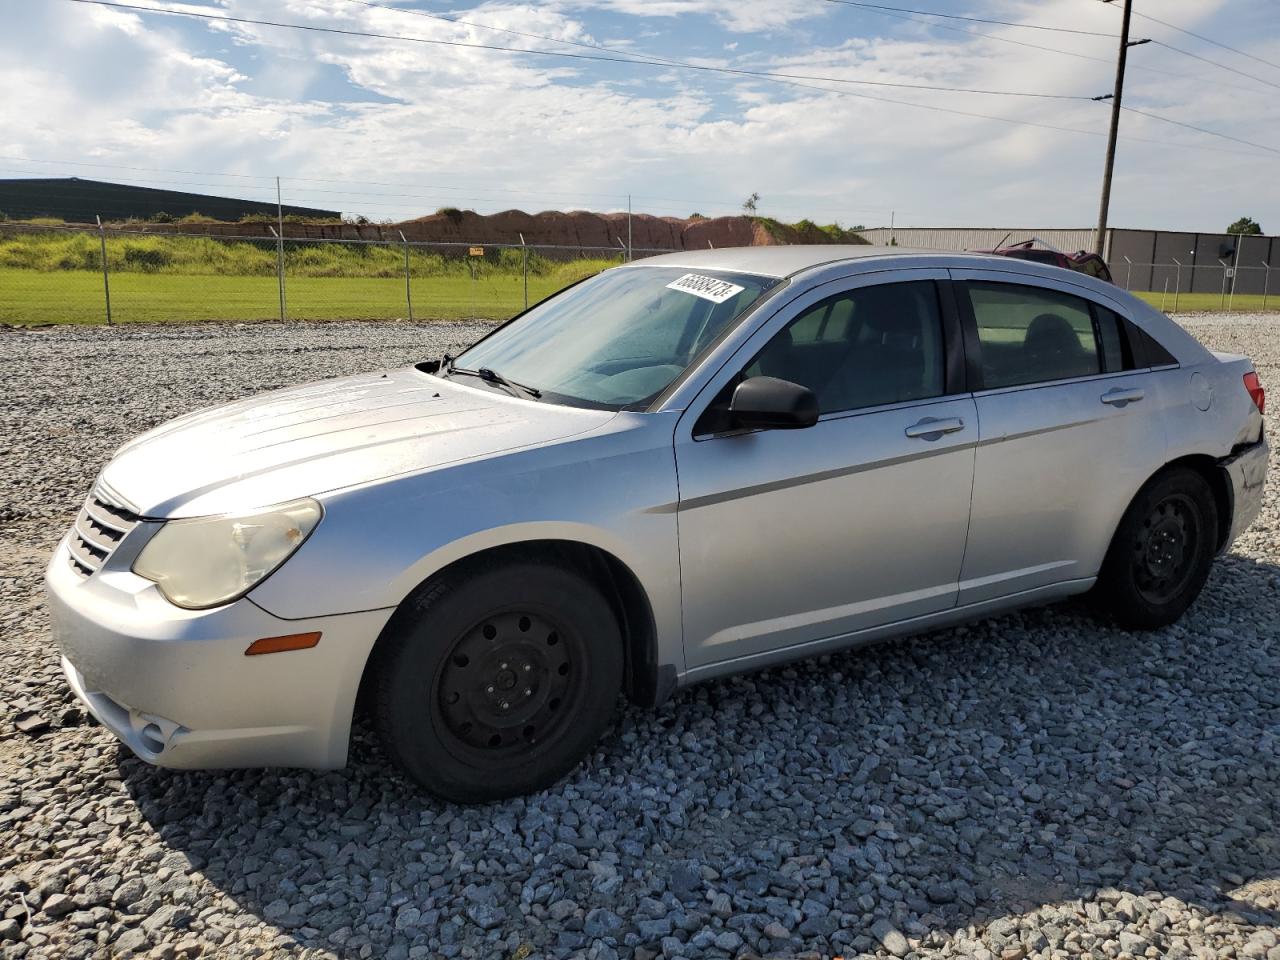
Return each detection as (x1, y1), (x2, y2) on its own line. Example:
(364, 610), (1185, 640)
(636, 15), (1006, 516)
(99, 367), (616, 518)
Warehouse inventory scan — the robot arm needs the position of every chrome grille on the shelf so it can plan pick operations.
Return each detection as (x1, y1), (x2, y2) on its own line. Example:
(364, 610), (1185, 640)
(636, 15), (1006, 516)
(68, 491), (141, 579)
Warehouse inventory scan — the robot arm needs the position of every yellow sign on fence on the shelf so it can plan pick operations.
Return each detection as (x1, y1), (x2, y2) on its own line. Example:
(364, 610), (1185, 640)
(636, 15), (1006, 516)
(468, 246), (485, 257)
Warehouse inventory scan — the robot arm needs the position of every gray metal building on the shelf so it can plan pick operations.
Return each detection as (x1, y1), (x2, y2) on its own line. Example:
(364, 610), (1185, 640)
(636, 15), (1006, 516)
(0, 177), (339, 224)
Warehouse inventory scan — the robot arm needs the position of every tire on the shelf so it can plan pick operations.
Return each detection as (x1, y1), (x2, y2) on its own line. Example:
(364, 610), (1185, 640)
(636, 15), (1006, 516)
(371, 560), (623, 803)
(1095, 466), (1219, 630)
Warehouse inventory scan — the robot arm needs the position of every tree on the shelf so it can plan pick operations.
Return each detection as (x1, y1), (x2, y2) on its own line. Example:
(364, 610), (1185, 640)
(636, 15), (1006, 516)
(742, 192), (760, 215)
(1227, 216), (1263, 236)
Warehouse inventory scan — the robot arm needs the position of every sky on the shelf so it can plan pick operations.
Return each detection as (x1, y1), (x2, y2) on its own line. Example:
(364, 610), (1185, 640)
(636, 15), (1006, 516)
(0, 0), (1277, 231)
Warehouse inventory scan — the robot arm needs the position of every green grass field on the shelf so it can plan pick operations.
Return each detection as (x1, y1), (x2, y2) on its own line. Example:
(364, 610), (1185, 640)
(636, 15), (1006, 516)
(0, 267), (610, 324)
(1132, 291), (1276, 314)
(0, 229), (620, 324)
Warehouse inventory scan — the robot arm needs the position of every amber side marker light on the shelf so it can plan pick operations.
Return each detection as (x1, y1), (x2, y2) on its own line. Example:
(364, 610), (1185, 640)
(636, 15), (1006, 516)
(245, 632), (322, 656)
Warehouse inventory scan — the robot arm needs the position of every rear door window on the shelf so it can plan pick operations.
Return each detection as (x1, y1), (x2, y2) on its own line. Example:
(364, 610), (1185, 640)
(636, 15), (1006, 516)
(964, 282), (1104, 389)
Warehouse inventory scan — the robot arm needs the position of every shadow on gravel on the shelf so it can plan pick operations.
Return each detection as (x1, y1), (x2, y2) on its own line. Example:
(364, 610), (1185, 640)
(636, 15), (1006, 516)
(119, 553), (1280, 958)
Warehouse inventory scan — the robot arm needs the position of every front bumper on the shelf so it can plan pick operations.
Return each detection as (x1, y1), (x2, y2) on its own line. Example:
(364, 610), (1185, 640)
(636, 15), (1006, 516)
(46, 535), (394, 770)
(1220, 435), (1269, 552)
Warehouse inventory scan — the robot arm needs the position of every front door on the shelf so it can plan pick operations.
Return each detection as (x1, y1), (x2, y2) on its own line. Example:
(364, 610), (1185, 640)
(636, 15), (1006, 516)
(674, 272), (978, 671)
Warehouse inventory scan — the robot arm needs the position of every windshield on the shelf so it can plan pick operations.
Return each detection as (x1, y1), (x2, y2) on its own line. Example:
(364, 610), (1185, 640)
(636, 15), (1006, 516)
(445, 266), (779, 409)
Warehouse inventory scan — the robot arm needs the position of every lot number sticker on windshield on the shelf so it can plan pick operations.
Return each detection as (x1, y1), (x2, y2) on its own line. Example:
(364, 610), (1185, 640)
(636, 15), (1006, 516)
(666, 273), (745, 304)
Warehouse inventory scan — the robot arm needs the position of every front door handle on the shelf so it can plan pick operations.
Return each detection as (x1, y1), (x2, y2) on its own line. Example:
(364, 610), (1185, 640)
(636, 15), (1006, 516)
(905, 417), (965, 440)
(1101, 387), (1145, 407)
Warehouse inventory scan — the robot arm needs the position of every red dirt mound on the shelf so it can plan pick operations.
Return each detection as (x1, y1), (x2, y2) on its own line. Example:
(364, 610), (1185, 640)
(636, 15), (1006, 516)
(100, 210), (867, 250)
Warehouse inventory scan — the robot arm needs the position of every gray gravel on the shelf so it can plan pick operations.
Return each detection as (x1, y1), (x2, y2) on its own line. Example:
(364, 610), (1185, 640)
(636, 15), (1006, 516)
(1, 316), (1277, 960)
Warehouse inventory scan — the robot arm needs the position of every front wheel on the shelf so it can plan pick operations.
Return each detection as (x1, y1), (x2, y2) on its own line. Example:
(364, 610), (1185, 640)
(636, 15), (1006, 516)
(1095, 467), (1219, 630)
(372, 561), (623, 803)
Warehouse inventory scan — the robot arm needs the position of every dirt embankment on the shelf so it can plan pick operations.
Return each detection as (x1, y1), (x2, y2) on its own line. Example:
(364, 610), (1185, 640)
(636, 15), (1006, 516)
(100, 210), (866, 249)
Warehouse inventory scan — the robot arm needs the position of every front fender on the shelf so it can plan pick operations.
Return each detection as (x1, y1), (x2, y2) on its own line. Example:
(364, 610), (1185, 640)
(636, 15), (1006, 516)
(246, 417), (684, 669)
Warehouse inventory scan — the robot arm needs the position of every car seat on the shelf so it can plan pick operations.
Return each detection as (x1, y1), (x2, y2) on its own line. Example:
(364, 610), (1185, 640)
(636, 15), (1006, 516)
(1024, 312), (1097, 381)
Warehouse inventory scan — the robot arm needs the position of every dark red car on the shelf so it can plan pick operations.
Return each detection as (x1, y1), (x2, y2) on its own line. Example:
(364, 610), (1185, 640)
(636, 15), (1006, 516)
(979, 239), (1114, 283)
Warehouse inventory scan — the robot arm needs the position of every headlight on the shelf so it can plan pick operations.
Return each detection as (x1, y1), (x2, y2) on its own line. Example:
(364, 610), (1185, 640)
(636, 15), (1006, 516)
(132, 499), (322, 609)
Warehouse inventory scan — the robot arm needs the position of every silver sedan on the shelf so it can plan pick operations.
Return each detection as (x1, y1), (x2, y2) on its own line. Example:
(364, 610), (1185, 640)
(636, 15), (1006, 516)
(46, 247), (1268, 802)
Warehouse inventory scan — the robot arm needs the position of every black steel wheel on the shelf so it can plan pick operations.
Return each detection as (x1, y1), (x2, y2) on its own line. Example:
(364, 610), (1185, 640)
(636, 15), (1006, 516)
(1096, 467), (1218, 630)
(434, 609), (582, 758)
(371, 560), (622, 803)
(1131, 492), (1201, 606)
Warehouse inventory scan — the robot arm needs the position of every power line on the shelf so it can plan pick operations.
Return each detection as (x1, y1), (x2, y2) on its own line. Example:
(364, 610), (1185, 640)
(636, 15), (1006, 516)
(61, 0), (1096, 101)
(337, 0), (687, 68)
(818, 0), (1116, 36)
(346, 0), (1241, 114)
(759, 73), (1274, 159)
(350, 0), (1233, 98)
(1131, 9), (1280, 73)
(347, 0), (1204, 96)
(1118, 105), (1280, 155)
(820, 0), (1273, 93)
(827, 7), (1114, 66)
(817, 1), (1231, 89)
(1091, 1), (1280, 90)
(1148, 40), (1280, 92)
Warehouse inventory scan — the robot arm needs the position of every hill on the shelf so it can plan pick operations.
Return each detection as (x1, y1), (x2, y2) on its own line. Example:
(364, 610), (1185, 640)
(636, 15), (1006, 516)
(82, 209), (868, 249)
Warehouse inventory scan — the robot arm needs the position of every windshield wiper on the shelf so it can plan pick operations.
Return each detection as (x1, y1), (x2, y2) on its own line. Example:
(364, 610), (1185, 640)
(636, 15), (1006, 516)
(448, 364), (542, 400)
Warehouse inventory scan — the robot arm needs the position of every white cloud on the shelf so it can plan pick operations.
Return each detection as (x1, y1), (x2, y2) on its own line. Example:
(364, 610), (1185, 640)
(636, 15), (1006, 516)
(557, 0), (825, 34)
(0, 0), (1275, 230)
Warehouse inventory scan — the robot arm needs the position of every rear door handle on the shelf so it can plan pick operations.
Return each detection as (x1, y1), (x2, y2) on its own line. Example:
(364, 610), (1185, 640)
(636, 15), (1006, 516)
(905, 417), (965, 440)
(1101, 387), (1145, 407)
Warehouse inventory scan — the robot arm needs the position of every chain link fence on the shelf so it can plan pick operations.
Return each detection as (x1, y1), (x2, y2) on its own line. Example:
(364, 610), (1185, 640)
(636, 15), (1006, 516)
(1114, 256), (1274, 313)
(0, 222), (676, 325)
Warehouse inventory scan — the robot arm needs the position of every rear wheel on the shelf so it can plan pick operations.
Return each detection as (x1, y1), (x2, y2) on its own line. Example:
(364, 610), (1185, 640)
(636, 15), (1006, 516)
(372, 561), (622, 803)
(1095, 467), (1219, 630)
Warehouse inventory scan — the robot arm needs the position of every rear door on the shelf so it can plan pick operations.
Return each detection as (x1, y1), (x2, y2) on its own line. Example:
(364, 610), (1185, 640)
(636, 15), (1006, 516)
(951, 270), (1168, 603)
(674, 270), (978, 670)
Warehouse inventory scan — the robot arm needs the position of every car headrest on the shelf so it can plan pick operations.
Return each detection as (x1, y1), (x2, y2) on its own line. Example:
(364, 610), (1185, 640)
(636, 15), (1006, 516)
(1025, 312), (1079, 355)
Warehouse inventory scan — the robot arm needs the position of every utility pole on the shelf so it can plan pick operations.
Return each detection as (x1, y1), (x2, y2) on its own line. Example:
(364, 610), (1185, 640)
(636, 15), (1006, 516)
(1094, 0), (1148, 255)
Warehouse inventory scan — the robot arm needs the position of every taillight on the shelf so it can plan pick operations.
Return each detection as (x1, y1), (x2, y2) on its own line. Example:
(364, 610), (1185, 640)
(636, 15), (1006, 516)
(1244, 371), (1265, 415)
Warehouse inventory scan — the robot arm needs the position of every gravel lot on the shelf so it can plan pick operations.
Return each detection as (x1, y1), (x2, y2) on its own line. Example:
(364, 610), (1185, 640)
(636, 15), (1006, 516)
(0, 315), (1277, 960)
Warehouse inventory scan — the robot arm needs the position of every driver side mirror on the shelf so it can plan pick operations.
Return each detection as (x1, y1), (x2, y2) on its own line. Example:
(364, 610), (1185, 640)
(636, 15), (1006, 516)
(729, 376), (819, 430)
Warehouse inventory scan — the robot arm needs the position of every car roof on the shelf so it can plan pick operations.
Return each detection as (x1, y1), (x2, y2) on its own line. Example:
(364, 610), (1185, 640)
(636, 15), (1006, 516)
(632, 244), (1010, 279)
